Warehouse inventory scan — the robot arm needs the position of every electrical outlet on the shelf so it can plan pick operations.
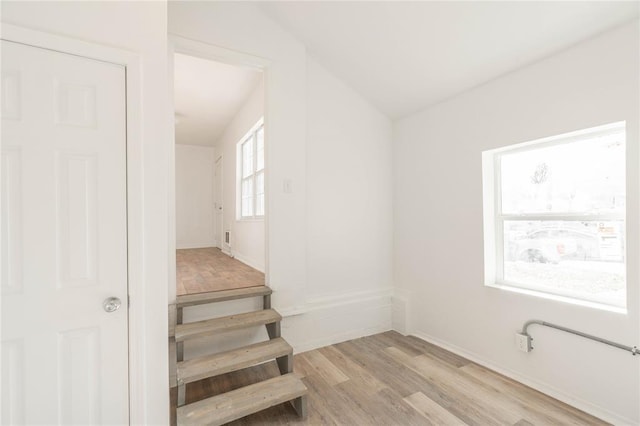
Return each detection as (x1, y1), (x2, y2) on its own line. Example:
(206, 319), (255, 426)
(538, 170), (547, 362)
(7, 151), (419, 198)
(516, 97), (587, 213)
(515, 332), (532, 352)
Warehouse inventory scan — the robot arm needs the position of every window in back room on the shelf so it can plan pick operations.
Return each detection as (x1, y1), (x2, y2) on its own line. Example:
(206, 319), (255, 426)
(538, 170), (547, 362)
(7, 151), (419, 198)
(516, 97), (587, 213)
(237, 119), (265, 219)
(482, 122), (626, 311)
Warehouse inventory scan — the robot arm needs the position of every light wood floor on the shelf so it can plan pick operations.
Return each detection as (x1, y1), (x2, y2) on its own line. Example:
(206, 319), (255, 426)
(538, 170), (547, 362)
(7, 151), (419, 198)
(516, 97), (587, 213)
(176, 248), (265, 296)
(171, 331), (605, 425)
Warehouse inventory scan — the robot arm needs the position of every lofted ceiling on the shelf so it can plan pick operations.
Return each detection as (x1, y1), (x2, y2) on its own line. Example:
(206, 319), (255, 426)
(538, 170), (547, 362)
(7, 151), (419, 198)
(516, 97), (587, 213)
(258, 1), (640, 119)
(174, 53), (262, 146)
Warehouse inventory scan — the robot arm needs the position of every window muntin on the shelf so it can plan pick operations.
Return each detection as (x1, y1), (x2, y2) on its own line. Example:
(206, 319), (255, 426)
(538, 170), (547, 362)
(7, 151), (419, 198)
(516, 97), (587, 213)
(485, 122), (626, 309)
(238, 120), (265, 219)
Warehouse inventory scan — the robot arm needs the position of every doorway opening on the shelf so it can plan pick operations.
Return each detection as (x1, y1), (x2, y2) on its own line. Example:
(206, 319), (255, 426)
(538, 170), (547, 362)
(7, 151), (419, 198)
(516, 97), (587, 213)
(174, 53), (266, 296)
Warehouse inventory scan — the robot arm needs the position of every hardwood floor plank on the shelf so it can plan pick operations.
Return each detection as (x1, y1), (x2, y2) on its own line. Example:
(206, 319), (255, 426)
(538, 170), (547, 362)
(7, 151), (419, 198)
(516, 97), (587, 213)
(171, 332), (606, 426)
(176, 247), (265, 296)
(334, 339), (496, 426)
(374, 331), (427, 357)
(402, 334), (471, 368)
(393, 348), (593, 426)
(335, 339), (447, 400)
(404, 391), (468, 425)
(317, 344), (387, 394)
(319, 376), (427, 426)
(385, 347), (519, 425)
(357, 333), (399, 351)
(295, 349), (349, 386)
(369, 387), (432, 426)
(459, 363), (606, 426)
(301, 373), (365, 425)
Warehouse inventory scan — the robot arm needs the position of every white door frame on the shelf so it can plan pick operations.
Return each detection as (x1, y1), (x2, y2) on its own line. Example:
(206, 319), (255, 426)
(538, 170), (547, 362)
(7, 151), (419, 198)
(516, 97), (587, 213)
(215, 155), (224, 250)
(1, 24), (147, 424)
(168, 35), (272, 303)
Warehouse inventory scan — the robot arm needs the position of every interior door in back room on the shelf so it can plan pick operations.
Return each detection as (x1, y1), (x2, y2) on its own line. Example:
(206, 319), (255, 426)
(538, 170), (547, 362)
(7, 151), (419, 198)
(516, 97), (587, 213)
(1, 40), (129, 424)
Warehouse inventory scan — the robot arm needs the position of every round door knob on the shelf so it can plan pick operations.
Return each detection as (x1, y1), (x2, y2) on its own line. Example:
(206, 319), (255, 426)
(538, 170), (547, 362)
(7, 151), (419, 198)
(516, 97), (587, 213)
(103, 297), (122, 313)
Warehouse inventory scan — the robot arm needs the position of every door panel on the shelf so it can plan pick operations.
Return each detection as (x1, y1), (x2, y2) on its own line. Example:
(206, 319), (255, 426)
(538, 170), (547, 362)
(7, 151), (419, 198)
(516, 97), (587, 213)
(1, 40), (129, 425)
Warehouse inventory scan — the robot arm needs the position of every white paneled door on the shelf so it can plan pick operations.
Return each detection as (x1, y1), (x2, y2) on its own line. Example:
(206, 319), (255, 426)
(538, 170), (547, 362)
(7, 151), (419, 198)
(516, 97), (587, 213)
(1, 41), (129, 424)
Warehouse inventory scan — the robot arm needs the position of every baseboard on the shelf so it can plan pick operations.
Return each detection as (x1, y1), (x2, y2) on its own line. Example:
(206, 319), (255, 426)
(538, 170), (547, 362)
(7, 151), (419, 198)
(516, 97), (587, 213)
(279, 287), (394, 317)
(232, 251), (265, 273)
(410, 330), (635, 425)
(291, 323), (391, 354)
(176, 242), (216, 250)
(182, 287), (393, 361)
(281, 287), (394, 353)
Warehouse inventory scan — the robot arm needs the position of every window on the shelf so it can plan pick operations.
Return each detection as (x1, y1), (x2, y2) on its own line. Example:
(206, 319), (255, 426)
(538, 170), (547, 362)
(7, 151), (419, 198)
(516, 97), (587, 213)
(482, 122), (626, 310)
(237, 120), (265, 219)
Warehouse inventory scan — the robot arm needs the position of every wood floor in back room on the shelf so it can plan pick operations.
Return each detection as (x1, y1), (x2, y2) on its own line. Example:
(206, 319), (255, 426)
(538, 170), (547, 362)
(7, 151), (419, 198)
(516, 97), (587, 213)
(170, 331), (606, 425)
(176, 247), (265, 296)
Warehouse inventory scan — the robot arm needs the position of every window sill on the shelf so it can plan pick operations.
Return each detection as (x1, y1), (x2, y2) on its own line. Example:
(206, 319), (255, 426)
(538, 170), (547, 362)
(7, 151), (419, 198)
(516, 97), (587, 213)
(485, 281), (627, 314)
(236, 218), (264, 223)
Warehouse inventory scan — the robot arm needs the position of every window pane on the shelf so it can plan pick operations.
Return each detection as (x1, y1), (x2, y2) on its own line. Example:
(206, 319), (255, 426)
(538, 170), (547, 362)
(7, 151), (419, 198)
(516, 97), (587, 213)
(503, 220), (625, 307)
(256, 172), (264, 216)
(256, 194), (265, 216)
(241, 178), (253, 217)
(242, 139), (254, 178)
(500, 130), (625, 214)
(256, 126), (264, 171)
(256, 172), (264, 195)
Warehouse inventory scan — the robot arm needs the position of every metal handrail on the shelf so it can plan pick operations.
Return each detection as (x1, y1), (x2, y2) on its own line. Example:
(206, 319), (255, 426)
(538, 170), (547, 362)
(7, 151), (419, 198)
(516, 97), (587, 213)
(522, 320), (638, 356)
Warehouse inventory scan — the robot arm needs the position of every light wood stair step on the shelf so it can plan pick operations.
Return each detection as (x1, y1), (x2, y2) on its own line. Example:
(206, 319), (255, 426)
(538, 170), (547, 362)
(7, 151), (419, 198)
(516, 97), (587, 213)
(177, 373), (307, 426)
(177, 337), (292, 385)
(176, 286), (272, 308)
(175, 309), (281, 342)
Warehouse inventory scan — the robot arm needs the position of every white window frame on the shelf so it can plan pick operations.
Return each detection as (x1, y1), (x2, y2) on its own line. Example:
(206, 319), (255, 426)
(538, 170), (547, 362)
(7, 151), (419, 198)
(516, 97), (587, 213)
(236, 118), (265, 220)
(482, 121), (627, 312)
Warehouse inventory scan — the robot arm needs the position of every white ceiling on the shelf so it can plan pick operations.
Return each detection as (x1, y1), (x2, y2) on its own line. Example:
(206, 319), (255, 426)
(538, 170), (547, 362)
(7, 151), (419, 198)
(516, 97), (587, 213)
(259, 1), (639, 119)
(174, 53), (262, 146)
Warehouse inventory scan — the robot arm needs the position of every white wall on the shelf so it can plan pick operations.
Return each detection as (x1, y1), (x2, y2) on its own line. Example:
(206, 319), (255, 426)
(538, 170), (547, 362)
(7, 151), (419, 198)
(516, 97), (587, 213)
(171, 2), (394, 356)
(175, 144), (215, 249)
(393, 21), (639, 424)
(1, 2), (170, 424)
(306, 56), (393, 300)
(215, 79), (266, 271)
(170, 2), (307, 309)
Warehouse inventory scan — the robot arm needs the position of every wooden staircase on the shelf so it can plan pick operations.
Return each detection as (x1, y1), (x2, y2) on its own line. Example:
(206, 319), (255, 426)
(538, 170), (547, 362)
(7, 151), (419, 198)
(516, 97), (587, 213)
(169, 286), (307, 425)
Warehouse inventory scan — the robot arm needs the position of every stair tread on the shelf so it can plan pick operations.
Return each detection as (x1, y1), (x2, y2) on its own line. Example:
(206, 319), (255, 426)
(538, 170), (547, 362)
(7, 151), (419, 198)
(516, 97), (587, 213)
(175, 309), (281, 342)
(176, 286), (271, 308)
(177, 373), (307, 426)
(177, 338), (292, 385)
